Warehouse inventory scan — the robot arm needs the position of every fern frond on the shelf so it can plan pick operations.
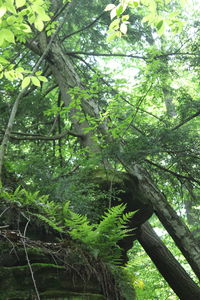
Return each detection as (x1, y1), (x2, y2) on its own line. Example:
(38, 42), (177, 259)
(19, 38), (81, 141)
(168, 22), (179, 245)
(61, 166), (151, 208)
(32, 213), (64, 233)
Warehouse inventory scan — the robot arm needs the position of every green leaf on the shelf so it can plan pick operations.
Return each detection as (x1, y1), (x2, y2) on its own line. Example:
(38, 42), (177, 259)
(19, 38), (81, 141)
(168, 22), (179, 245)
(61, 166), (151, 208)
(4, 70), (15, 81)
(38, 75), (48, 82)
(109, 19), (120, 30)
(36, 7), (50, 21)
(34, 18), (44, 31)
(157, 20), (165, 35)
(0, 56), (8, 64)
(6, 15), (16, 24)
(116, 5), (123, 17)
(128, 1), (139, 8)
(15, 0), (26, 8)
(0, 29), (15, 44)
(31, 76), (41, 87)
(148, 0), (157, 14)
(110, 8), (117, 20)
(121, 15), (129, 22)
(21, 23), (32, 33)
(104, 4), (116, 11)
(120, 23), (128, 34)
(156, 20), (164, 31)
(4, 29), (15, 43)
(21, 76), (31, 89)
(107, 31), (121, 42)
(133, 1), (139, 7)
(5, 0), (16, 14)
(0, 6), (7, 18)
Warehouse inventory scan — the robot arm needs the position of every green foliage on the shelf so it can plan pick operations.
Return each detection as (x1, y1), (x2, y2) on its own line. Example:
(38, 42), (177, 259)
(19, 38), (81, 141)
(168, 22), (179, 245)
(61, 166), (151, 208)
(0, 185), (49, 206)
(0, 186), (135, 264)
(0, 0), (200, 297)
(111, 265), (136, 300)
(105, 0), (184, 40)
(0, 0), (50, 45)
(65, 204), (135, 263)
(0, 0), (50, 84)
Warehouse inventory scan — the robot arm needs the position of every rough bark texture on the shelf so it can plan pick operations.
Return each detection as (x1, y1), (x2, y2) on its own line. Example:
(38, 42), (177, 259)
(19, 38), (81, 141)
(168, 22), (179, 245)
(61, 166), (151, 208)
(138, 222), (200, 300)
(126, 163), (200, 279)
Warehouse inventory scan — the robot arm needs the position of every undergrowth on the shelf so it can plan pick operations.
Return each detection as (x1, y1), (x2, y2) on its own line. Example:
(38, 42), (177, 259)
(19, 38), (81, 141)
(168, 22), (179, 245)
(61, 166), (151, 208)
(0, 186), (135, 264)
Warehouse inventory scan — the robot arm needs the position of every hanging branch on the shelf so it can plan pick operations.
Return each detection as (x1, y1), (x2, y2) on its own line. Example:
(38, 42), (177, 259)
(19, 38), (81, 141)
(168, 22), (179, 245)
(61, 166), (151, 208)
(61, 11), (106, 42)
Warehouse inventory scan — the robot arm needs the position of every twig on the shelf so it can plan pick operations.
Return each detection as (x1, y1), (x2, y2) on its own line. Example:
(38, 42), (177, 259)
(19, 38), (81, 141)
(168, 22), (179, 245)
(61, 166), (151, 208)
(66, 51), (199, 61)
(22, 219), (41, 300)
(61, 11), (106, 42)
(0, 207), (10, 218)
(0, 225), (9, 229)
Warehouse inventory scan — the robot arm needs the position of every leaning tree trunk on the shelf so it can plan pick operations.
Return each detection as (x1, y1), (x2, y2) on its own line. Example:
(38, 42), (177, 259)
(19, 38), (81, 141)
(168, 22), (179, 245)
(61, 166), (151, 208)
(24, 31), (200, 296)
(125, 163), (200, 280)
(138, 222), (200, 300)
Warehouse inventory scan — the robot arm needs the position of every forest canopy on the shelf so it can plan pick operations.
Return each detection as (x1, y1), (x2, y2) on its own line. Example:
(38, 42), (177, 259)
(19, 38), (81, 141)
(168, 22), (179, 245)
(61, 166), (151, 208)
(0, 0), (200, 299)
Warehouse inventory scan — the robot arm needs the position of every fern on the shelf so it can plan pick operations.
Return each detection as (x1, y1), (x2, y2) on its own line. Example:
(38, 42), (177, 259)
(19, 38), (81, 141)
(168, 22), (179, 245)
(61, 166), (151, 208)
(65, 204), (136, 263)
(1, 186), (136, 264)
(33, 213), (64, 233)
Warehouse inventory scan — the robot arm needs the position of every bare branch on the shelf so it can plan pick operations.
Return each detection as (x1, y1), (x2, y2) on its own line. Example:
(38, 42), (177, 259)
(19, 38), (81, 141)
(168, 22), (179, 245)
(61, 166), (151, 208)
(66, 51), (147, 60)
(66, 51), (200, 61)
(172, 109), (200, 130)
(61, 12), (106, 42)
(145, 159), (200, 185)
(0, 130), (84, 141)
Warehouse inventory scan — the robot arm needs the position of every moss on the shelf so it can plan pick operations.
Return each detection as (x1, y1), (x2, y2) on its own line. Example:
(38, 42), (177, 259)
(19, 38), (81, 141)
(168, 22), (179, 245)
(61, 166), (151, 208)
(0, 261), (107, 299)
(40, 290), (105, 299)
(0, 263), (65, 272)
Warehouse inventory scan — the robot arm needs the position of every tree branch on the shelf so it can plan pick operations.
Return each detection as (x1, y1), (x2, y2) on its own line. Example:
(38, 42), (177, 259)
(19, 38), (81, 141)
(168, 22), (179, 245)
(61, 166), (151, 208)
(66, 51), (200, 61)
(61, 11), (106, 42)
(145, 159), (200, 185)
(66, 51), (147, 60)
(0, 130), (84, 141)
(172, 109), (200, 130)
(72, 54), (167, 123)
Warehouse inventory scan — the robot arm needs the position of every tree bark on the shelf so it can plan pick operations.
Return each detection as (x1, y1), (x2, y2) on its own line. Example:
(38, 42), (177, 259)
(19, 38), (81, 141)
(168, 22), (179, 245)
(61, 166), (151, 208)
(138, 222), (200, 300)
(125, 163), (200, 280)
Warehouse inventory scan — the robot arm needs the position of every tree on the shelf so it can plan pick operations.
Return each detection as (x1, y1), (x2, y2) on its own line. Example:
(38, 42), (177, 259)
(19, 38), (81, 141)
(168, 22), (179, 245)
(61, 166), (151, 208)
(0, 0), (200, 299)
